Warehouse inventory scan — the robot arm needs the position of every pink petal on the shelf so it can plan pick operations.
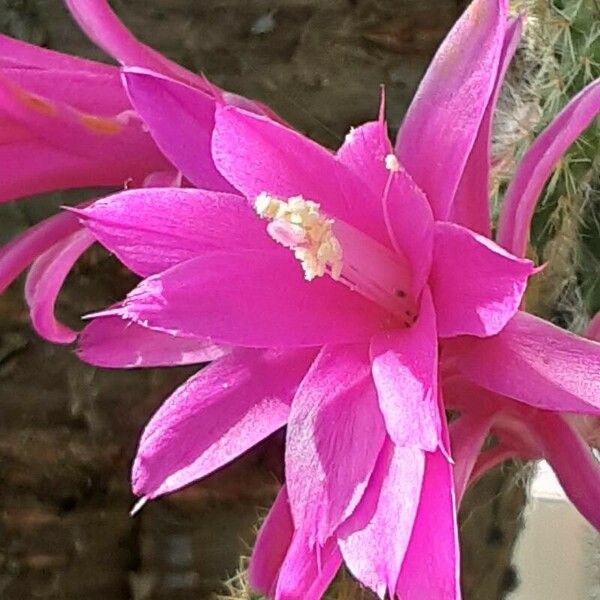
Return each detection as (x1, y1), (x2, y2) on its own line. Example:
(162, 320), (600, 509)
(430, 222), (535, 337)
(526, 412), (600, 530)
(370, 287), (440, 451)
(285, 344), (386, 546)
(448, 311), (600, 414)
(4, 67), (128, 115)
(249, 486), (294, 597)
(0, 211), (81, 293)
(497, 78), (600, 256)
(396, 449), (460, 600)
(275, 531), (342, 600)
(212, 105), (390, 246)
(383, 164), (434, 294)
(338, 440), (425, 598)
(25, 230), (95, 343)
(451, 16), (523, 235)
(132, 348), (316, 499)
(78, 188), (271, 277)
(395, 0), (506, 220)
(108, 250), (389, 347)
(0, 32), (115, 73)
(449, 412), (494, 503)
(122, 68), (235, 191)
(78, 315), (227, 368)
(64, 0), (200, 87)
(337, 120), (392, 199)
(0, 138), (149, 204)
(0, 72), (165, 165)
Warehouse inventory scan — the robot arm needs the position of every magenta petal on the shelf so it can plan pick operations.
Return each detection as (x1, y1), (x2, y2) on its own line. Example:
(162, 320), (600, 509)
(449, 412), (494, 503)
(396, 449), (461, 600)
(5, 67), (128, 115)
(497, 79), (600, 256)
(336, 120), (392, 202)
(212, 106), (390, 246)
(451, 16), (523, 235)
(0, 72), (166, 167)
(285, 344), (386, 546)
(370, 287), (440, 451)
(449, 311), (600, 414)
(78, 315), (227, 368)
(249, 486), (294, 597)
(64, 0), (199, 87)
(123, 69), (235, 191)
(338, 440), (425, 598)
(0, 211), (81, 293)
(132, 348), (316, 499)
(78, 188), (270, 277)
(112, 250), (388, 347)
(527, 412), (600, 531)
(25, 230), (94, 343)
(0, 33), (114, 73)
(275, 531), (342, 600)
(383, 165), (434, 294)
(395, 0), (506, 220)
(430, 222), (535, 337)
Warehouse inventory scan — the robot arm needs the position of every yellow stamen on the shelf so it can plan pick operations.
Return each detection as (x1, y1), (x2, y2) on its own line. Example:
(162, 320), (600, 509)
(254, 193), (343, 281)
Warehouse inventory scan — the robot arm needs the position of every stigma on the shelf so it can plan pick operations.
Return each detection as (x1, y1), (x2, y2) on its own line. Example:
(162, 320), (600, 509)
(255, 193), (343, 281)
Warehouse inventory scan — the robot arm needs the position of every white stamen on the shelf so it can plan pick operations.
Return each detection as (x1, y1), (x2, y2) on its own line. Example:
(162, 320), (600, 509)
(254, 193), (343, 281)
(385, 153), (400, 172)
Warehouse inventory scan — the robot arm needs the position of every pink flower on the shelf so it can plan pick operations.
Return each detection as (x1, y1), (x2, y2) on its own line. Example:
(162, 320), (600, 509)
(71, 0), (585, 597)
(5, 0), (600, 598)
(0, 0), (274, 343)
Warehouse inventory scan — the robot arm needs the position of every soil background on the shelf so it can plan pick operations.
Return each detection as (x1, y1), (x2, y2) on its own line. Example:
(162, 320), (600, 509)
(0, 1), (526, 598)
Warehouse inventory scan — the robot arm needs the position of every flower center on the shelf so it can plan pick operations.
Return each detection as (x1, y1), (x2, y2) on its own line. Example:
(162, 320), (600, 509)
(255, 193), (417, 324)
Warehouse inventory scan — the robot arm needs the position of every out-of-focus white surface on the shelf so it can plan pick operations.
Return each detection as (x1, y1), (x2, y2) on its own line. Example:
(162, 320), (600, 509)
(508, 461), (600, 600)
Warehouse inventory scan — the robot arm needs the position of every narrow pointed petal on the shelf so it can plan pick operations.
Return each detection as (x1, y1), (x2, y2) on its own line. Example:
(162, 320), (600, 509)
(383, 165), (434, 294)
(449, 412), (494, 503)
(338, 440), (425, 598)
(0, 211), (81, 293)
(497, 79), (600, 256)
(370, 287), (440, 451)
(111, 250), (389, 347)
(123, 69), (235, 191)
(0, 138), (150, 204)
(451, 17), (523, 235)
(249, 486), (294, 597)
(430, 222), (535, 337)
(5, 67), (128, 115)
(25, 230), (94, 343)
(448, 311), (600, 414)
(0, 72), (164, 164)
(132, 348), (316, 499)
(469, 445), (517, 486)
(396, 449), (461, 600)
(212, 105), (391, 246)
(285, 344), (386, 546)
(395, 0), (506, 220)
(0, 32), (115, 73)
(275, 532), (342, 600)
(336, 120), (392, 202)
(78, 188), (270, 277)
(78, 315), (227, 368)
(528, 412), (600, 530)
(64, 0), (199, 87)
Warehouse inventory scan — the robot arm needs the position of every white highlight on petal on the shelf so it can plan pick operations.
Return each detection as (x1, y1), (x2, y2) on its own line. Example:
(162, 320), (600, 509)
(255, 193), (343, 281)
(385, 153), (400, 172)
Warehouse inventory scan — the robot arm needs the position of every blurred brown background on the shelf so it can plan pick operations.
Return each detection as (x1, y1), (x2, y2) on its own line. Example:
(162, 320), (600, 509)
(0, 1), (525, 598)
